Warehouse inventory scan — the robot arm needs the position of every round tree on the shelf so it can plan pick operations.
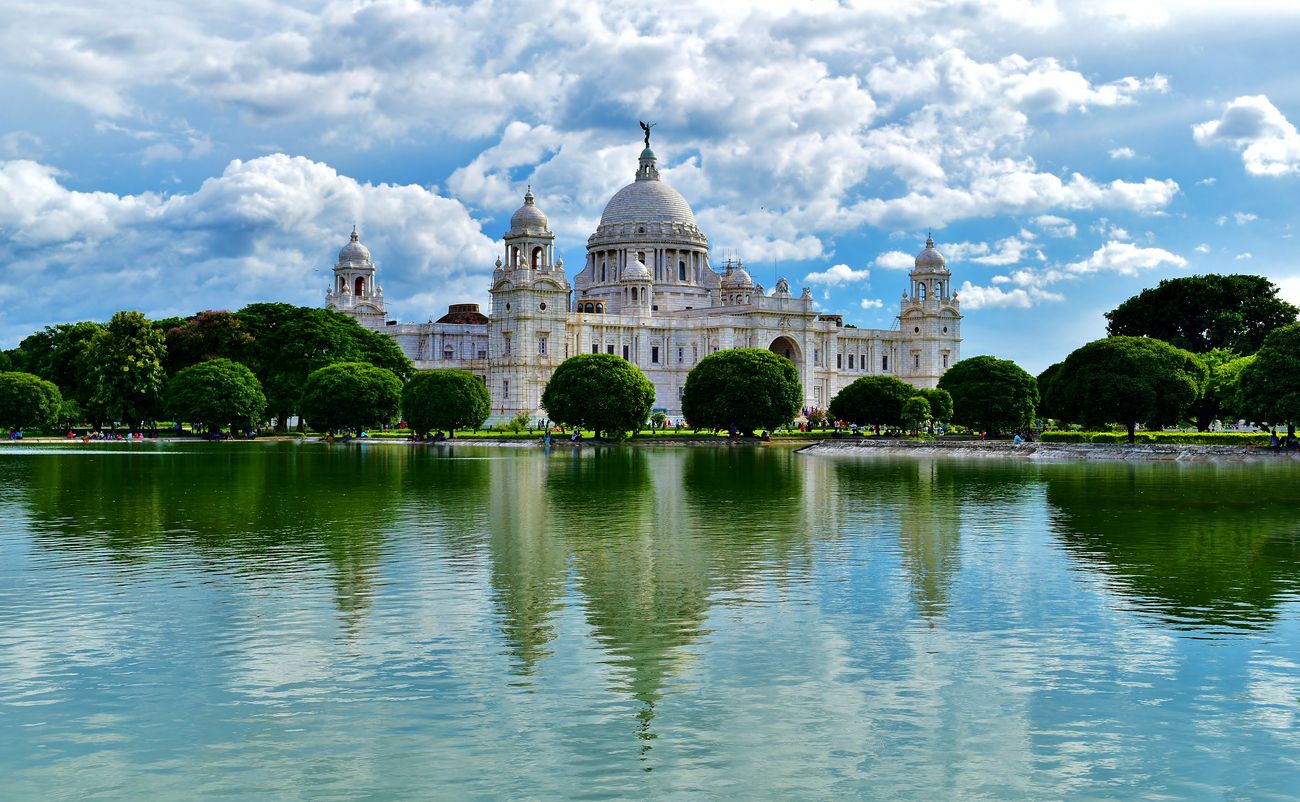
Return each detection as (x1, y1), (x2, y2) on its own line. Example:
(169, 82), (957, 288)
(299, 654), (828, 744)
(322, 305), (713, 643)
(681, 348), (802, 435)
(165, 358), (267, 435)
(0, 371), (63, 432)
(938, 355), (1039, 436)
(829, 375), (914, 428)
(540, 353), (655, 440)
(913, 387), (953, 423)
(1239, 323), (1300, 427)
(1051, 337), (1207, 443)
(901, 396), (931, 432)
(402, 369), (490, 437)
(300, 362), (402, 435)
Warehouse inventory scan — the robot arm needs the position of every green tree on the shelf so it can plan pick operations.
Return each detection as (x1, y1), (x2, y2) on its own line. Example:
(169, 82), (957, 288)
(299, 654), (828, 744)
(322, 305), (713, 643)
(938, 355), (1039, 436)
(401, 369), (490, 437)
(913, 387), (953, 423)
(1239, 323), (1300, 427)
(829, 375), (915, 429)
(1105, 274), (1298, 355)
(163, 311), (253, 375)
(87, 311), (167, 427)
(681, 348), (802, 435)
(1186, 348), (1248, 431)
(1209, 354), (1255, 425)
(0, 372), (63, 432)
(1037, 362), (1065, 421)
(300, 362), (402, 435)
(165, 358), (267, 435)
(15, 321), (103, 409)
(541, 353), (655, 440)
(901, 396), (931, 432)
(1051, 337), (1207, 443)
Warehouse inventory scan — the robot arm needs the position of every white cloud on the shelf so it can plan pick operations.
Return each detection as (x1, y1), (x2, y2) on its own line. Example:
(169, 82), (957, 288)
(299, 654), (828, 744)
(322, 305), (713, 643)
(1033, 214), (1077, 238)
(1236, 252), (1253, 260)
(1194, 95), (1300, 176)
(1196, 177), (1217, 186)
(957, 281), (1064, 309)
(1109, 147), (1137, 159)
(1216, 215), (1228, 226)
(1235, 212), (1258, 224)
(0, 154), (497, 343)
(873, 250), (915, 270)
(859, 298), (884, 309)
(1063, 241), (1187, 276)
(1195, 243), (1210, 253)
(804, 263), (870, 286)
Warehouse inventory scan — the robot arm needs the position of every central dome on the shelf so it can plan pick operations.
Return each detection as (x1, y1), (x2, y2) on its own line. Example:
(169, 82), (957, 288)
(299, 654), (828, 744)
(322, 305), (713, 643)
(598, 179), (697, 229)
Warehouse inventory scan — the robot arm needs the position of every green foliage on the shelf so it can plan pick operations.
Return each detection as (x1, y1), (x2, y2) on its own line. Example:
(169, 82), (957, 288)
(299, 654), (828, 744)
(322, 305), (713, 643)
(1104, 274), (1298, 354)
(541, 353), (655, 439)
(681, 348), (802, 434)
(1050, 337), (1208, 442)
(1239, 322), (1300, 425)
(913, 387), (952, 422)
(1187, 349), (1256, 431)
(163, 311), (253, 375)
(901, 396), (931, 430)
(300, 362), (402, 435)
(1039, 430), (1271, 446)
(165, 358), (267, 434)
(828, 375), (914, 427)
(1036, 362), (1064, 420)
(16, 321), (103, 408)
(87, 311), (167, 426)
(355, 326), (415, 382)
(508, 412), (531, 433)
(937, 355), (1039, 435)
(0, 372), (63, 431)
(401, 369), (490, 437)
(650, 411), (668, 429)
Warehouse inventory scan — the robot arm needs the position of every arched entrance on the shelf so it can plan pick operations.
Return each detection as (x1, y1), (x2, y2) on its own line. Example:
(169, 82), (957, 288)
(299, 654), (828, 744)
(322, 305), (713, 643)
(769, 335), (801, 364)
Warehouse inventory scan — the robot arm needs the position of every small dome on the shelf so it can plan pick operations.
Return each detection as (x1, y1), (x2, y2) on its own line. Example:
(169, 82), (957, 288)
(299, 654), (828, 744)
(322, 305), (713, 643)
(914, 234), (948, 272)
(622, 258), (652, 282)
(338, 227), (371, 264)
(509, 189), (548, 233)
(721, 262), (753, 289)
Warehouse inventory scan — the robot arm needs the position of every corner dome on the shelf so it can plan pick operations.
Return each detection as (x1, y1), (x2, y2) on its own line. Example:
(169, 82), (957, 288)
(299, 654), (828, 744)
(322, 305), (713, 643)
(339, 228), (371, 264)
(914, 235), (947, 272)
(621, 258), (652, 282)
(721, 261), (753, 288)
(509, 189), (548, 233)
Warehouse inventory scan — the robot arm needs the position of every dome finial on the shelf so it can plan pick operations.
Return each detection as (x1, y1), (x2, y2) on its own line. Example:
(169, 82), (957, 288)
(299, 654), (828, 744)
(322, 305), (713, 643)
(351, 225), (359, 242)
(926, 231), (934, 248)
(524, 185), (534, 204)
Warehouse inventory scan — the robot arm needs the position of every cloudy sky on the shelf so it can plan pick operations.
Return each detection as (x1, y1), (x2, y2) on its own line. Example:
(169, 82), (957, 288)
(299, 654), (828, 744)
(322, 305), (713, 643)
(4, 0), (1300, 372)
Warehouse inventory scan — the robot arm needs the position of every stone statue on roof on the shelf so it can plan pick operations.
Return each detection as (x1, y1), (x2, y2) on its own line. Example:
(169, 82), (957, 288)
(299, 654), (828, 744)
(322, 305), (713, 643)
(639, 120), (655, 149)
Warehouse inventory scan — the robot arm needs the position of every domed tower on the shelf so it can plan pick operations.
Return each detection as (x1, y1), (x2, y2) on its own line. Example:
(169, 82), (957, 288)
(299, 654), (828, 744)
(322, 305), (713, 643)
(899, 235), (962, 388)
(325, 227), (386, 329)
(620, 250), (653, 314)
(578, 127), (715, 315)
(489, 188), (571, 419)
(720, 258), (754, 306)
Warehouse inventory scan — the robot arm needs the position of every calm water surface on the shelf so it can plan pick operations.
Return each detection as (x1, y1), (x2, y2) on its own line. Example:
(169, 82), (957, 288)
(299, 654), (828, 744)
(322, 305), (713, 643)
(1, 442), (1298, 800)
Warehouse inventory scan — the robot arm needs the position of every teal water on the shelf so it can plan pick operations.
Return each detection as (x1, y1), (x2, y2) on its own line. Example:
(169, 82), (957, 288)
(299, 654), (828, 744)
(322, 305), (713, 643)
(1, 442), (1299, 801)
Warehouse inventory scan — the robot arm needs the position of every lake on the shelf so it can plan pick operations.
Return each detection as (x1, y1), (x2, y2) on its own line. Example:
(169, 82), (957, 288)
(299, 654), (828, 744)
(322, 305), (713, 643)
(2, 442), (1298, 800)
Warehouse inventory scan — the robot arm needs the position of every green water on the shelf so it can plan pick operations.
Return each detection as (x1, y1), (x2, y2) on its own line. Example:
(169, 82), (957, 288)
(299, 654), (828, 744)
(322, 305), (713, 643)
(2, 442), (1299, 800)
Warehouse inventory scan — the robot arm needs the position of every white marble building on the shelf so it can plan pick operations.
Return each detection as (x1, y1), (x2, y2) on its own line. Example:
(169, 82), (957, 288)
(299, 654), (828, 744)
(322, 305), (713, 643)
(327, 137), (962, 422)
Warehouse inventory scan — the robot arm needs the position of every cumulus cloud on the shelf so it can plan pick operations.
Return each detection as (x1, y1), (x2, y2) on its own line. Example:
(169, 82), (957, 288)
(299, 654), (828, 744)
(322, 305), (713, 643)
(1236, 252), (1253, 260)
(859, 298), (884, 309)
(0, 154), (497, 344)
(1063, 241), (1187, 276)
(1235, 212), (1258, 224)
(957, 281), (1064, 309)
(873, 250), (915, 270)
(1194, 95), (1300, 176)
(1109, 147), (1137, 159)
(1033, 214), (1077, 238)
(1195, 243), (1210, 253)
(804, 263), (870, 286)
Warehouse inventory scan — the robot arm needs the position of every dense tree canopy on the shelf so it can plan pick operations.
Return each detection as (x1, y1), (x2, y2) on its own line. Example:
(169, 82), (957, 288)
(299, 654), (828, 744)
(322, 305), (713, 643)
(828, 375), (914, 428)
(913, 387), (953, 423)
(937, 355), (1039, 435)
(0, 372), (63, 431)
(402, 369), (491, 437)
(1036, 362), (1065, 421)
(1239, 323), (1300, 426)
(163, 311), (253, 375)
(1104, 274), (1298, 355)
(87, 311), (167, 426)
(237, 303), (412, 429)
(541, 354), (655, 439)
(165, 358), (267, 434)
(15, 321), (103, 409)
(300, 362), (403, 435)
(1051, 336), (1207, 442)
(901, 396), (931, 431)
(1185, 349), (1251, 431)
(681, 348), (802, 434)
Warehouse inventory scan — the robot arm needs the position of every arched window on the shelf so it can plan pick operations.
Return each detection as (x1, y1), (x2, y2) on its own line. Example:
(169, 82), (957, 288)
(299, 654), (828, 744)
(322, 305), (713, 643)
(918, 283), (926, 300)
(531, 247), (541, 269)
(601, 261), (606, 282)
(338, 276), (345, 292)
(679, 260), (687, 281)
(443, 347), (453, 360)
(355, 276), (365, 295)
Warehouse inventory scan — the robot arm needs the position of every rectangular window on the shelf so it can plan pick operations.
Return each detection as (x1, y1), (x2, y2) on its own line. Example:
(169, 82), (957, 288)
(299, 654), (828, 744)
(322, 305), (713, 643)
(607, 344), (614, 354)
(538, 336), (547, 356)
(652, 346), (660, 363)
(623, 345), (630, 360)
(914, 354), (920, 369)
(849, 354), (855, 369)
(814, 349), (821, 366)
(678, 347), (684, 364)
(882, 355), (889, 372)
(942, 353), (949, 369)
(837, 353), (843, 369)
(503, 379), (509, 399)
(503, 334), (512, 356)
(592, 343), (600, 354)
(477, 349), (486, 360)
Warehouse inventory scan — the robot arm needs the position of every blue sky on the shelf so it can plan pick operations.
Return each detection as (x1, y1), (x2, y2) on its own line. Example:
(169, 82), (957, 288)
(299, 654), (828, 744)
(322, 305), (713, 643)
(4, 0), (1300, 374)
